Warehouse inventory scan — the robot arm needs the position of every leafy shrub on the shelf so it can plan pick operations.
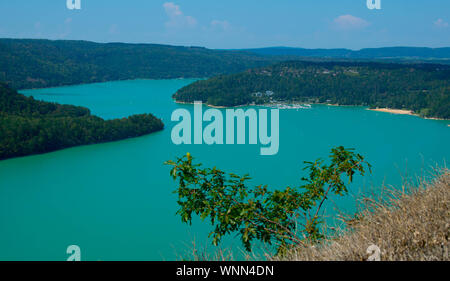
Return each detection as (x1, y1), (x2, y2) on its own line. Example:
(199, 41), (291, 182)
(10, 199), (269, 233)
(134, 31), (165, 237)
(166, 146), (371, 254)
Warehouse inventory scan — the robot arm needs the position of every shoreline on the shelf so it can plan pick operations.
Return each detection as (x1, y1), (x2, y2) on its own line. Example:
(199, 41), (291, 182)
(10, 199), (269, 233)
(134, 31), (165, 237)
(367, 108), (415, 116)
(19, 78), (203, 91)
(174, 100), (450, 121)
(174, 100), (246, 109)
(368, 108), (450, 121)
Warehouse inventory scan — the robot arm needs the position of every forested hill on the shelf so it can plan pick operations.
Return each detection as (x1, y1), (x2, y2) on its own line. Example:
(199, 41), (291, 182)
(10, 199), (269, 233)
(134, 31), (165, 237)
(0, 39), (278, 90)
(244, 47), (450, 60)
(3, 39), (450, 90)
(0, 83), (164, 160)
(173, 61), (450, 119)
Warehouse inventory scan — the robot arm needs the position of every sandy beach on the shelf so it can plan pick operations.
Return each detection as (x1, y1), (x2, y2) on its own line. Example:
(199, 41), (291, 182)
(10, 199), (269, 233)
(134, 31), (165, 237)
(368, 108), (415, 116)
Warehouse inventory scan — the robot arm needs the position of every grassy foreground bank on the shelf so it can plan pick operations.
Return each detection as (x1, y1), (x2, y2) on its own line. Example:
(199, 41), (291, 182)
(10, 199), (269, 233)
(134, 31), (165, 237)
(184, 170), (449, 261)
(274, 169), (449, 261)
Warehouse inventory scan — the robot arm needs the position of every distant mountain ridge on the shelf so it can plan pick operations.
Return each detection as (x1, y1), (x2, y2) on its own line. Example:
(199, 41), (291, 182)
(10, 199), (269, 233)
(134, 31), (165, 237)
(1, 38), (450, 90)
(243, 46), (450, 59)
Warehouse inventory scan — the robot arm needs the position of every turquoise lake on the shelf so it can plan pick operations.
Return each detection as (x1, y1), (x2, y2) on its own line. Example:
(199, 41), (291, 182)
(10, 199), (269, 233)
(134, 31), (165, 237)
(0, 79), (449, 260)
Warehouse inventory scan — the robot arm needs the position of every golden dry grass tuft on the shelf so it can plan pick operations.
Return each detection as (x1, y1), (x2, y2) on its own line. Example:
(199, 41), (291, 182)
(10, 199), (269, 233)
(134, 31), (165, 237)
(274, 169), (450, 261)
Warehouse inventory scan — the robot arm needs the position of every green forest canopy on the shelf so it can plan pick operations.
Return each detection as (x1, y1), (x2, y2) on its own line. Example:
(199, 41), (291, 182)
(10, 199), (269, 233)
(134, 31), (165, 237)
(2, 39), (450, 90)
(0, 39), (280, 90)
(173, 61), (450, 119)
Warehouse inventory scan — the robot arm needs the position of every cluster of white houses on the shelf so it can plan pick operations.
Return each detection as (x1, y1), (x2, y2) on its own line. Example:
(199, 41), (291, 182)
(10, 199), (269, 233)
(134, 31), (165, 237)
(252, 90), (275, 98)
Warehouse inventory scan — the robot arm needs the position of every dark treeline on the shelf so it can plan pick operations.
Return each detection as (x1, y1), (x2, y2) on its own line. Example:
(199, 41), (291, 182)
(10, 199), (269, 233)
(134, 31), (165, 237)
(174, 61), (450, 119)
(0, 83), (164, 160)
(0, 39), (279, 90)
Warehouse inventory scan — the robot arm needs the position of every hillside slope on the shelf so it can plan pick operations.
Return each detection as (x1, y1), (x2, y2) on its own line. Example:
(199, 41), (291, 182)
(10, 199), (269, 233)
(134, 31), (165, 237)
(245, 46), (450, 60)
(0, 39), (278, 90)
(275, 170), (449, 261)
(174, 60), (450, 119)
(3, 39), (450, 90)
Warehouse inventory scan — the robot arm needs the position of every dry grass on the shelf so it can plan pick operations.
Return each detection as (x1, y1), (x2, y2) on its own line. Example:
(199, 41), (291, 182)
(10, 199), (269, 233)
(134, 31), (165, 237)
(175, 238), (237, 261)
(274, 169), (450, 261)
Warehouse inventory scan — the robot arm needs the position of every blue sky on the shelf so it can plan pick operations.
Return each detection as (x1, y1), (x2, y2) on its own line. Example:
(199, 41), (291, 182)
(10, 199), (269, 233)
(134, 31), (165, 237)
(0, 0), (449, 49)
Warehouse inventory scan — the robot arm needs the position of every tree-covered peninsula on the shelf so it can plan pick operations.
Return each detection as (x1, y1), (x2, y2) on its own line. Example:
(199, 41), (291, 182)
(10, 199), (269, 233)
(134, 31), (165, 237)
(173, 61), (450, 119)
(0, 83), (164, 160)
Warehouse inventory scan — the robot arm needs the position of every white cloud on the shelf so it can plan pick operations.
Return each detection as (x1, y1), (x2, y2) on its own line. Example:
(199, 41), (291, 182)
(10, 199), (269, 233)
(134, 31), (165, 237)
(434, 18), (448, 28)
(163, 2), (197, 29)
(211, 20), (231, 31)
(109, 24), (119, 35)
(333, 15), (369, 31)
